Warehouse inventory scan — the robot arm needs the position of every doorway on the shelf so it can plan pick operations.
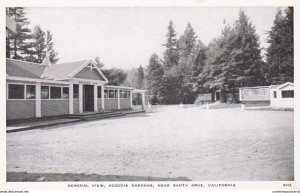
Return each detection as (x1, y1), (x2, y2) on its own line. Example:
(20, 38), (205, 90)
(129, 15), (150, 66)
(83, 85), (94, 112)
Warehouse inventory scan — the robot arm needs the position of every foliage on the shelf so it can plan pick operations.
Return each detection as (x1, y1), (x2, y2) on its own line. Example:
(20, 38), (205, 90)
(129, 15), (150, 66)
(265, 7), (294, 84)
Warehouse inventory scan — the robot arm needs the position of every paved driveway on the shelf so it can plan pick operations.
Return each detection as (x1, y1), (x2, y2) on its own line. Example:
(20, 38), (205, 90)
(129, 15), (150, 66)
(7, 106), (294, 180)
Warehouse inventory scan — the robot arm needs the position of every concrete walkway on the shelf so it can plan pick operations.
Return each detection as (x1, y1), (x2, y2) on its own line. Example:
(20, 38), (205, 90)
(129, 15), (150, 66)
(6, 118), (81, 133)
(6, 109), (145, 133)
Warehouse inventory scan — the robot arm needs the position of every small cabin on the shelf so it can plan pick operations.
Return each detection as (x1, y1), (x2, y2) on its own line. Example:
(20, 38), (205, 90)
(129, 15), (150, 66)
(270, 82), (294, 109)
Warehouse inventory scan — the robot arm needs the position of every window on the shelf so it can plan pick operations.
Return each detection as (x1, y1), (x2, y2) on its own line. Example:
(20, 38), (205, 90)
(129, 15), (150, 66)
(127, 91), (131, 98)
(41, 86), (49, 99)
(282, 90), (294, 98)
(26, 85), (36, 99)
(63, 87), (69, 99)
(109, 90), (115, 98)
(114, 90), (118, 98)
(97, 86), (102, 98)
(50, 87), (62, 99)
(104, 90), (108, 98)
(273, 91), (277, 98)
(123, 90), (128, 98)
(73, 84), (79, 99)
(8, 84), (24, 99)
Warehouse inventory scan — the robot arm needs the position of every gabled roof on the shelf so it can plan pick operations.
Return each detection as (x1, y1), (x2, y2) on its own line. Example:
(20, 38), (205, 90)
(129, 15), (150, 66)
(6, 59), (46, 79)
(277, 82), (294, 90)
(7, 58), (108, 83)
(41, 60), (87, 79)
(270, 82), (294, 90)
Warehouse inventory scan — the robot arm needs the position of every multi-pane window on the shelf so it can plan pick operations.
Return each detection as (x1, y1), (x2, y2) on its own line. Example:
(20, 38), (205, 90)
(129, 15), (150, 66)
(282, 90), (294, 98)
(123, 91), (128, 98)
(8, 84), (24, 99)
(127, 91), (130, 98)
(63, 87), (69, 99)
(109, 90), (115, 98)
(104, 90), (108, 98)
(73, 84), (79, 99)
(26, 85), (36, 99)
(41, 86), (49, 99)
(97, 86), (102, 98)
(50, 87), (62, 99)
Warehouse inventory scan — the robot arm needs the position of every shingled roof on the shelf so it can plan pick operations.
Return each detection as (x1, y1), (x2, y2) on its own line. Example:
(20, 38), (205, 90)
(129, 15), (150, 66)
(7, 58), (107, 82)
(6, 59), (46, 79)
(41, 60), (87, 79)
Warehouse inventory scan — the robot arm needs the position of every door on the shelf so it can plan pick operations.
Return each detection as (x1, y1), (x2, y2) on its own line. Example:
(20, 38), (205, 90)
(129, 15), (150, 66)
(83, 85), (94, 112)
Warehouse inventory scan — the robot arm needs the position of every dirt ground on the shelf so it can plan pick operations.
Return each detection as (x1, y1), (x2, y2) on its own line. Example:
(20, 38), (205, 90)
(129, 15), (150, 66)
(6, 105), (294, 181)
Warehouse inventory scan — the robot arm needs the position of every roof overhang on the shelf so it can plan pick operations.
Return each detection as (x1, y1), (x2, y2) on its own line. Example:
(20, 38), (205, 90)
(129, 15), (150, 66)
(105, 85), (135, 90)
(7, 75), (69, 85)
(277, 82), (294, 90)
(133, 89), (148, 93)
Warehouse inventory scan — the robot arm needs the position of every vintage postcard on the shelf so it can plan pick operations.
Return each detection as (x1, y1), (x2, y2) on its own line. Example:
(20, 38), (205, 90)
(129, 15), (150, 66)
(0, 0), (299, 192)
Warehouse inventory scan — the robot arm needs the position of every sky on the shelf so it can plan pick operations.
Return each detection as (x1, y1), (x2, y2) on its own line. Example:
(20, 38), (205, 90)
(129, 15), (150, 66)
(25, 7), (283, 69)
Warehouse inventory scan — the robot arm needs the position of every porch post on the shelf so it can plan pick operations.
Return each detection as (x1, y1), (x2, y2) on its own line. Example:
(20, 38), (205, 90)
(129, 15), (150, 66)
(94, 84), (98, 112)
(141, 91), (146, 110)
(35, 82), (41, 117)
(130, 90), (133, 109)
(117, 88), (121, 110)
(101, 85), (105, 111)
(79, 83), (83, 113)
(69, 82), (74, 114)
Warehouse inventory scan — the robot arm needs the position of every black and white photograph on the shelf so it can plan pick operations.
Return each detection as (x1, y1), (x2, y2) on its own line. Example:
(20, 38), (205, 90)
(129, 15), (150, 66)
(1, 1), (298, 191)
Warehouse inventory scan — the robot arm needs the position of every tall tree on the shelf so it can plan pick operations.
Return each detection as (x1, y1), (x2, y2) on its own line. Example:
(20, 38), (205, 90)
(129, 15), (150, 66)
(136, 65), (144, 89)
(94, 56), (104, 68)
(177, 23), (198, 103)
(192, 41), (207, 93)
(266, 7), (294, 84)
(162, 20), (179, 69)
(45, 30), (59, 64)
(230, 10), (264, 88)
(160, 21), (181, 103)
(31, 25), (46, 63)
(102, 68), (127, 86)
(6, 7), (33, 60)
(146, 53), (164, 104)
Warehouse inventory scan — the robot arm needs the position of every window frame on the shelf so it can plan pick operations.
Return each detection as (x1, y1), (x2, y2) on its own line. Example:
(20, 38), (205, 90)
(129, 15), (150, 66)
(41, 84), (69, 100)
(7, 83), (36, 100)
(97, 86), (102, 98)
(62, 87), (69, 99)
(73, 84), (79, 99)
(281, 90), (294, 99)
(104, 89), (108, 98)
(26, 84), (36, 99)
(273, 91), (277, 99)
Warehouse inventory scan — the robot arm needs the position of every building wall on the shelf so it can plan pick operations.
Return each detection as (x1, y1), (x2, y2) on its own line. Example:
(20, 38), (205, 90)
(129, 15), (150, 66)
(120, 99), (131, 109)
(271, 99), (294, 108)
(97, 99), (104, 112)
(74, 67), (105, 81)
(41, 100), (69, 116)
(240, 87), (270, 102)
(270, 85), (294, 108)
(73, 99), (79, 114)
(6, 100), (35, 120)
(104, 99), (118, 110)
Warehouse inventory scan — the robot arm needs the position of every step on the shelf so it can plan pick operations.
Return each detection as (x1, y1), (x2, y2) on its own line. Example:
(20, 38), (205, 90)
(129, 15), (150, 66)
(82, 113), (125, 121)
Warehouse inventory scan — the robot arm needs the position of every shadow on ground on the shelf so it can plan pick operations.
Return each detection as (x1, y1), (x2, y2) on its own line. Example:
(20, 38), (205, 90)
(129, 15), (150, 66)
(7, 172), (191, 182)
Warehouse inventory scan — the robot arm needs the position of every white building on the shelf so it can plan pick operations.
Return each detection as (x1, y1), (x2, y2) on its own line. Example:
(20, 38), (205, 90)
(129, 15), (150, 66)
(239, 82), (294, 109)
(270, 82), (294, 108)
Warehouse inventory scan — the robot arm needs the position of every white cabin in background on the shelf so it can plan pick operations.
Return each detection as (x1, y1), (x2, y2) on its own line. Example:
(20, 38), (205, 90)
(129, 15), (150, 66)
(239, 82), (294, 109)
(270, 82), (294, 108)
